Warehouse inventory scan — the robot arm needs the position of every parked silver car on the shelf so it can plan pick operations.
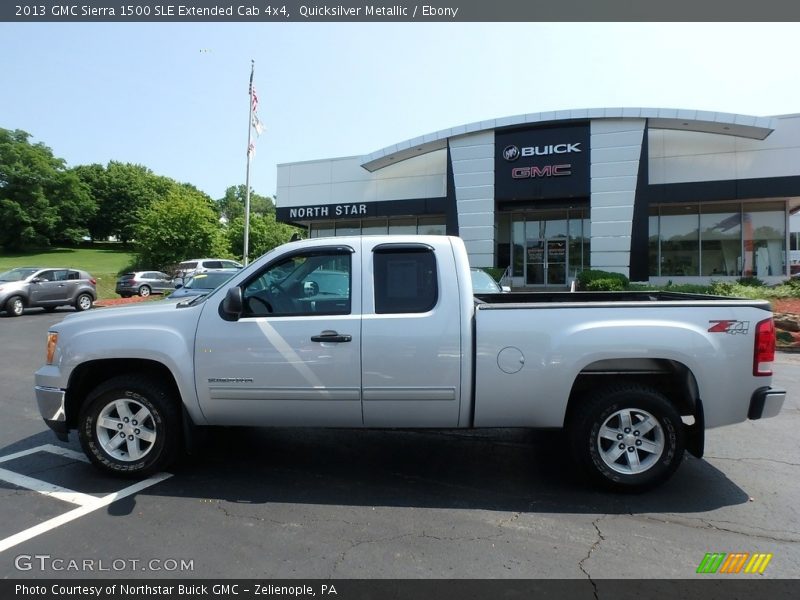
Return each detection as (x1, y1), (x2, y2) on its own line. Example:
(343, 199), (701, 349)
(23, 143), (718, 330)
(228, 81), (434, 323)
(0, 267), (96, 317)
(115, 271), (175, 298)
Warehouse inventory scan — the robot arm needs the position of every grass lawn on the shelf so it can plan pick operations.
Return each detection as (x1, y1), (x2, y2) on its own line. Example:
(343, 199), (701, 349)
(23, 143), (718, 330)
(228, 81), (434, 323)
(0, 244), (135, 300)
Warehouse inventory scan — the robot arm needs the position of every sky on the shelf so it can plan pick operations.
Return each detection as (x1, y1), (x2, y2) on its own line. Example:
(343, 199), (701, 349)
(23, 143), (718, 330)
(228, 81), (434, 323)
(2, 22), (800, 202)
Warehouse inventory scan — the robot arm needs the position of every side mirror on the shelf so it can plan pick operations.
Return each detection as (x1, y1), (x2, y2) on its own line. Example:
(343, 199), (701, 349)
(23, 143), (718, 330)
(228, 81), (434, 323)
(175, 283), (183, 289)
(31, 277), (43, 284)
(222, 286), (243, 319)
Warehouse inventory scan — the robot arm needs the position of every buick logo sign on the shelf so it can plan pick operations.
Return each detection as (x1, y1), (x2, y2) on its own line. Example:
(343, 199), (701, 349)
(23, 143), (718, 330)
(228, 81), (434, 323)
(502, 145), (520, 162)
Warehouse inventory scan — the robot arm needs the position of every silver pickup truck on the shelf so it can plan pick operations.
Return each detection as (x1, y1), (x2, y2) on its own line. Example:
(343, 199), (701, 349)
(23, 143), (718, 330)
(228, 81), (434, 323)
(34, 236), (785, 491)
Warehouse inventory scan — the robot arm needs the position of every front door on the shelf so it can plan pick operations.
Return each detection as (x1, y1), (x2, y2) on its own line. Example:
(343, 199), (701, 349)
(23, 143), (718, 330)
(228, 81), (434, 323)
(194, 244), (364, 427)
(29, 269), (71, 303)
(525, 239), (568, 285)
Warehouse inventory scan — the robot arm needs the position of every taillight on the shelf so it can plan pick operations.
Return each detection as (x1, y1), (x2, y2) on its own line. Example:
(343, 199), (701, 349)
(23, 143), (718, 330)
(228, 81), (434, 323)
(753, 318), (775, 376)
(89, 278), (97, 285)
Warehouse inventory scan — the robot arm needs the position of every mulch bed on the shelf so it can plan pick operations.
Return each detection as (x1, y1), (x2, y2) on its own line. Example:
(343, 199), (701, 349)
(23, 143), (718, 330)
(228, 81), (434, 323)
(773, 298), (800, 315)
(95, 296), (153, 307)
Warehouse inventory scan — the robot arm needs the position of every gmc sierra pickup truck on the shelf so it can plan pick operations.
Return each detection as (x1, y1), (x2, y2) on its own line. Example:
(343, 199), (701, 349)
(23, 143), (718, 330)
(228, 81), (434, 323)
(34, 236), (786, 491)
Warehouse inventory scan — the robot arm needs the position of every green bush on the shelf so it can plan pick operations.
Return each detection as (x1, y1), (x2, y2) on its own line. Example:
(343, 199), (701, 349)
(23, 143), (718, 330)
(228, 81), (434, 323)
(577, 269), (630, 291)
(736, 276), (765, 287)
(585, 278), (627, 291)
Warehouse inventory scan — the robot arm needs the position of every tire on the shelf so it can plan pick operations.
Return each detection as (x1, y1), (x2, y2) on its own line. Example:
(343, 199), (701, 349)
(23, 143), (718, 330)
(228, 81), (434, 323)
(138, 285), (151, 297)
(78, 375), (181, 477)
(75, 293), (93, 312)
(568, 384), (685, 492)
(5, 295), (24, 317)
(120, 293), (131, 298)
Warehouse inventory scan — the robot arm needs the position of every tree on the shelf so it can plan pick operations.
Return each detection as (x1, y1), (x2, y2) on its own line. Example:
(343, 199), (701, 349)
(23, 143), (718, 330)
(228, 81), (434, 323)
(217, 185), (275, 223)
(135, 186), (229, 269)
(226, 213), (301, 261)
(0, 128), (95, 249)
(74, 161), (174, 243)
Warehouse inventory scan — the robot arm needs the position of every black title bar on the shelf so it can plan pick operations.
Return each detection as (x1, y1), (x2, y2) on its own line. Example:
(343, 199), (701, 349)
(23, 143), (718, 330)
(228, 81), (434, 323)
(3, 1), (800, 22)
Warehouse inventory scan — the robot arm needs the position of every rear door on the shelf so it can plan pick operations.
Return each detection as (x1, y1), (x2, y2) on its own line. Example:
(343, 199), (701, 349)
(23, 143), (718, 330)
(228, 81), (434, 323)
(360, 239), (463, 427)
(194, 242), (363, 426)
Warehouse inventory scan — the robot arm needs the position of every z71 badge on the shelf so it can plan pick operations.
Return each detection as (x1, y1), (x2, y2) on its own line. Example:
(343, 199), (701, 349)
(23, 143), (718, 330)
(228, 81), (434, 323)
(708, 320), (751, 334)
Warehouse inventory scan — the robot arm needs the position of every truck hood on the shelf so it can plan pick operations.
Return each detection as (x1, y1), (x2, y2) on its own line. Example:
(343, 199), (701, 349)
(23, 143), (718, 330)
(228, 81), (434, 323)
(52, 299), (203, 333)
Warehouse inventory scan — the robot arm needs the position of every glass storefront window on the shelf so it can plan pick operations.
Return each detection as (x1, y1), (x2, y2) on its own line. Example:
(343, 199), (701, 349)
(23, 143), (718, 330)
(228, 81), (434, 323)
(659, 205), (699, 276)
(743, 202), (786, 278)
(418, 217), (446, 235)
(649, 201), (787, 278)
(362, 219), (388, 235)
(700, 204), (741, 276)
(334, 221), (360, 236)
(388, 218), (417, 234)
(512, 216), (525, 277)
(314, 224), (334, 239)
(648, 211), (659, 276)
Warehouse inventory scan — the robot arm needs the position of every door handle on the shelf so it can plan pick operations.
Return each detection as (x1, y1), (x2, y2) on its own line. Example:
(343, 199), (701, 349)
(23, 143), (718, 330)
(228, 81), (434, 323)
(311, 330), (352, 343)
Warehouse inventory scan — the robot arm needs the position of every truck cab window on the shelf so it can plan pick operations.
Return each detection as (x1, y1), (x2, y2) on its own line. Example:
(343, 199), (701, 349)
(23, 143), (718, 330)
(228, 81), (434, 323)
(242, 251), (352, 317)
(373, 248), (438, 314)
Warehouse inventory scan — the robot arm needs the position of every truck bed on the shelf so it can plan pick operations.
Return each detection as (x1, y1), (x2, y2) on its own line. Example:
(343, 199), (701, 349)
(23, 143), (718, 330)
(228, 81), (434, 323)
(474, 290), (772, 310)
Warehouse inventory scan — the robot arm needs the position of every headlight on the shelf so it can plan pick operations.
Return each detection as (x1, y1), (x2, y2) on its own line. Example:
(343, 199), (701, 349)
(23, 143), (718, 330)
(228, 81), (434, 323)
(46, 332), (58, 365)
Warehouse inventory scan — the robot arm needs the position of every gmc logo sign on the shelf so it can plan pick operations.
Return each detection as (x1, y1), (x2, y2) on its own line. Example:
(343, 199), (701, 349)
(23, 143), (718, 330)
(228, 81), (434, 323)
(511, 164), (572, 179)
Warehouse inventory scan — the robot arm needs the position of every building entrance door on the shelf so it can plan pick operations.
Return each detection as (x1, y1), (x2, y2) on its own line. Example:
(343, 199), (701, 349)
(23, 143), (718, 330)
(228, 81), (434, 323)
(525, 238), (568, 285)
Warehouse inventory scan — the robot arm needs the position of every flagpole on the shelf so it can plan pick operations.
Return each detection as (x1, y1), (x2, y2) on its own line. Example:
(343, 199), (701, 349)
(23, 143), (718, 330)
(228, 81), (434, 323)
(243, 59), (254, 266)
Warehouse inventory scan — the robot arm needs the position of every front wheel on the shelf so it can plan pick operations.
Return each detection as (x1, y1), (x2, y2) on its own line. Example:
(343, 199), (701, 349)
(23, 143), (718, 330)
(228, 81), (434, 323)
(78, 375), (180, 477)
(5, 295), (24, 317)
(75, 293), (93, 312)
(568, 385), (685, 492)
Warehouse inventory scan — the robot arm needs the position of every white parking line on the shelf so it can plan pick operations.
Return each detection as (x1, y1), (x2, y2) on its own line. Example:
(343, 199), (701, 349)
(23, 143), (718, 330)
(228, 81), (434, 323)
(0, 443), (89, 464)
(0, 467), (98, 506)
(0, 445), (172, 553)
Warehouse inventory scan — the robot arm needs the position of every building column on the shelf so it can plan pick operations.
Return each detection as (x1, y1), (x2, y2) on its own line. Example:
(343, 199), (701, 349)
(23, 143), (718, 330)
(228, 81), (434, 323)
(449, 131), (495, 268)
(590, 119), (646, 276)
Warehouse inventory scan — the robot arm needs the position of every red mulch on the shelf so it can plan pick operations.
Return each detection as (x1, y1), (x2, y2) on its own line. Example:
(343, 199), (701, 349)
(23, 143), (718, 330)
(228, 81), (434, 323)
(772, 299), (800, 314)
(95, 296), (153, 307)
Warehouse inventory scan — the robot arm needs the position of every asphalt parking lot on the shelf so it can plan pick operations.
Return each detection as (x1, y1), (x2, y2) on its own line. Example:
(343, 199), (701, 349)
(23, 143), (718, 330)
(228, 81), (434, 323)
(0, 307), (798, 581)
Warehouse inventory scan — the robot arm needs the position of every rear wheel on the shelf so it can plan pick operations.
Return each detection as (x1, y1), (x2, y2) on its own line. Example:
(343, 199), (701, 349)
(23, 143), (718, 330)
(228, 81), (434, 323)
(75, 293), (93, 312)
(138, 285), (151, 297)
(78, 375), (180, 477)
(5, 296), (24, 317)
(568, 385), (685, 492)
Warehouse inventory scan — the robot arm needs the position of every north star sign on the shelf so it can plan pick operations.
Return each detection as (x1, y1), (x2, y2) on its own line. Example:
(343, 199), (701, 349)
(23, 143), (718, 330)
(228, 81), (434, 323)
(495, 124), (590, 201)
(287, 204), (368, 219)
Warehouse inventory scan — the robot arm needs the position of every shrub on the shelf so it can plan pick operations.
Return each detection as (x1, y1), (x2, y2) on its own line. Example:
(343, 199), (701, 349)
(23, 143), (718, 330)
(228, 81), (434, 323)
(736, 276), (765, 287)
(577, 269), (629, 291)
(585, 278), (627, 291)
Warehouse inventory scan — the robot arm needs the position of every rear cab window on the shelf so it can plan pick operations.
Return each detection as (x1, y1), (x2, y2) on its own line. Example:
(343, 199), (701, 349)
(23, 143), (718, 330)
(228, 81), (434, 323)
(373, 244), (438, 314)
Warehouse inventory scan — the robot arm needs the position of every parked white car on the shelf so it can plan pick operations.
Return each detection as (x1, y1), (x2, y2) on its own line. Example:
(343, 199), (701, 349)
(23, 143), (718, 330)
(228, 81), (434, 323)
(173, 258), (243, 282)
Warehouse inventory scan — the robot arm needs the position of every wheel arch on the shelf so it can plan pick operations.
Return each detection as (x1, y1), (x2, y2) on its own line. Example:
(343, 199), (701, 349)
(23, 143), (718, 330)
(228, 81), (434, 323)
(565, 358), (704, 458)
(65, 359), (182, 430)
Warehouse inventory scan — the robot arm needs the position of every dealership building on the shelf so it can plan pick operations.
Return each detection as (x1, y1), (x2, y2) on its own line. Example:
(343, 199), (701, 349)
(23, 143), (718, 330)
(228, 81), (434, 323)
(276, 108), (800, 287)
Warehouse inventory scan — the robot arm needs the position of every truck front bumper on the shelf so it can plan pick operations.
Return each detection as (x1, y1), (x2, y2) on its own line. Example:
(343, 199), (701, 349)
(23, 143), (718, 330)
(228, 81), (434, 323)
(34, 385), (69, 441)
(748, 387), (786, 420)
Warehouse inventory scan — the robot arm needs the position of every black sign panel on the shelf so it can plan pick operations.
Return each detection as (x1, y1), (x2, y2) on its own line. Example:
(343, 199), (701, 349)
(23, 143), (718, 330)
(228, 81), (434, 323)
(275, 197), (448, 223)
(495, 123), (590, 201)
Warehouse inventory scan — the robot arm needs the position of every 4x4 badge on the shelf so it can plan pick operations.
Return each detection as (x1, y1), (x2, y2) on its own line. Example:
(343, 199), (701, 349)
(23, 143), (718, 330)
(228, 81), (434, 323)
(708, 320), (750, 334)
